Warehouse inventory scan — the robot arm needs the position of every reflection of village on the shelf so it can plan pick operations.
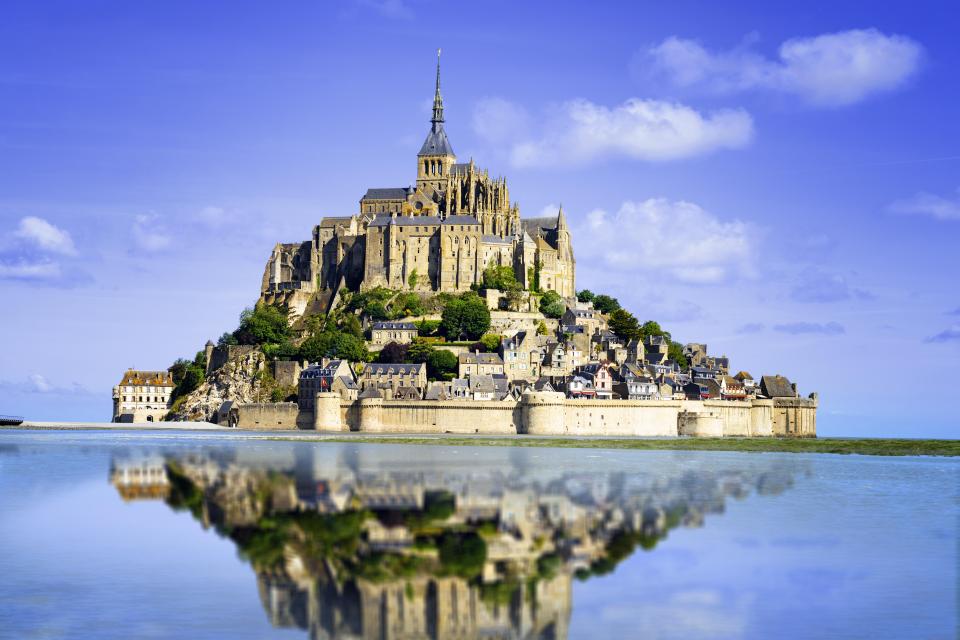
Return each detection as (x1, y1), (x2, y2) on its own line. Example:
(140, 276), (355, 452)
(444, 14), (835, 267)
(110, 448), (802, 640)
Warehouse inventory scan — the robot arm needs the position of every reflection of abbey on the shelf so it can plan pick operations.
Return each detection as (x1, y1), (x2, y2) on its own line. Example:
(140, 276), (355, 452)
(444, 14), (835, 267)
(261, 53), (575, 314)
(113, 444), (802, 640)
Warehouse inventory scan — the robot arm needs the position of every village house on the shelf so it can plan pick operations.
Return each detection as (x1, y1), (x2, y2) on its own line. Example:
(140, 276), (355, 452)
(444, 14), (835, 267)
(370, 321), (418, 346)
(500, 331), (541, 382)
(567, 375), (596, 399)
(614, 364), (659, 400)
(458, 351), (505, 378)
(759, 375), (798, 399)
(358, 363), (427, 398)
(561, 308), (604, 336)
(112, 369), (176, 423)
(719, 375), (747, 401)
(734, 371), (758, 395)
(575, 362), (614, 399)
(298, 359), (357, 413)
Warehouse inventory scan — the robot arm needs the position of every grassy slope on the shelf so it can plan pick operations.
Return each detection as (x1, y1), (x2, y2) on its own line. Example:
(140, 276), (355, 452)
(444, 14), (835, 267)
(293, 436), (960, 457)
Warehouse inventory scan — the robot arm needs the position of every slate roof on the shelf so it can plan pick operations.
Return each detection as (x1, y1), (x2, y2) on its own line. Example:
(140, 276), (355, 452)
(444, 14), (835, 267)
(319, 216), (353, 228)
(362, 187), (411, 201)
(459, 352), (503, 365)
(363, 363), (425, 376)
(418, 124), (455, 156)
(368, 215), (441, 228)
(469, 374), (496, 394)
(372, 322), (417, 331)
(442, 215), (481, 225)
(119, 370), (175, 387)
(481, 234), (513, 245)
(760, 375), (796, 398)
(520, 217), (558, 234)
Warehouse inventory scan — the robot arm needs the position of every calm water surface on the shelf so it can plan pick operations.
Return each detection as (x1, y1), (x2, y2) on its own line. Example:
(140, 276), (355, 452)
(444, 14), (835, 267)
(0, 430), (956, 639)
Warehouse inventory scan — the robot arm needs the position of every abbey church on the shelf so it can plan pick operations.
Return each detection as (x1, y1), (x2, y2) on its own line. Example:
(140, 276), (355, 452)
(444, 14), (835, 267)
(261, 53), (575, 316)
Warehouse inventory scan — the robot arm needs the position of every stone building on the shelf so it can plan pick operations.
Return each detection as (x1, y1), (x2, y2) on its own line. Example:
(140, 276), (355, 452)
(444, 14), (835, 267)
(458, 351), (505, 378)
(260, 53), (575, 317)
(358, 363), (427, 398)
(370, 321), (418, 347)
(112, 369), (175, 423)
(298, 359), (357, 413)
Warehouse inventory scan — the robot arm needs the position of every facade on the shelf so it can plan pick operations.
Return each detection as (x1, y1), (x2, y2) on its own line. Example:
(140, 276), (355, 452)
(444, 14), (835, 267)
(358, 363), (427, 398)
(500, 331), (541, 382)
(370, 321), (418, 346)
(112, 369), (175, 423)
(298, 359), (357, 412)
(458, 351), (505, 378)
(260, 55), (575, 316)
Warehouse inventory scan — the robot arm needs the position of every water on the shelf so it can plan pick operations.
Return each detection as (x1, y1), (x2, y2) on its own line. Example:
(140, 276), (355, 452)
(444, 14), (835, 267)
(0, 431), (956, 639)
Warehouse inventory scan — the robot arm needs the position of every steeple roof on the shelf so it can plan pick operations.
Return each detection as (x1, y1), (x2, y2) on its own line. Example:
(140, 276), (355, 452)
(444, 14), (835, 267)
(418, 49), (455, 157)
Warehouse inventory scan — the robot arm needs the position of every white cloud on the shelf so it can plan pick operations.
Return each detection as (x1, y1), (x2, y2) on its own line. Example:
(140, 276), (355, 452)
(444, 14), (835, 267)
(132, 214), (172, 252)
(577, 198), (754, 284)
(646, 28), (923, 107)
(473, 98), (753, 168)
(197, 205), (227, 226)
(29, 374), (52, 393)
(14, 216), (77, 255)
(0, 260), (62, 280)
(887, 188), (960, 221)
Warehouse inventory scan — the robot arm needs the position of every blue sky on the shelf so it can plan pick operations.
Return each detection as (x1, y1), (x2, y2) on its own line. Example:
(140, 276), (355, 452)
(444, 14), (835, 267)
(0, 0), (957, 437)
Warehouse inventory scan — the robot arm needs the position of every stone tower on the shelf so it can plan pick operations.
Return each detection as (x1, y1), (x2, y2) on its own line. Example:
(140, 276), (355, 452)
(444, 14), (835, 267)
(416, 49), (456, 193)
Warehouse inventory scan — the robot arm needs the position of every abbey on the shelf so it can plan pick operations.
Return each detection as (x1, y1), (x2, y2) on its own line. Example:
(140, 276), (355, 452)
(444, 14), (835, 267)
(261, 53), (575, 315)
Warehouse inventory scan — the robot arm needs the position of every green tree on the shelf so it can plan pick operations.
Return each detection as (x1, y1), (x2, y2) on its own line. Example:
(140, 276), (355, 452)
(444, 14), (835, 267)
(577, 289), (595, 303)
(441, 293), (491, 341)
(482, 264), (518, 291)
(480, 333), (502, 352)
(639, 320), (670, 342)
(217, 331), (238, 346)
(592, 294), (620, 314)
(668, 341), (689, 368)
(539, 290), (566, 319)
(608, 308), (641, 341)
(536, 320), (548, 335)
(426, 349), (458, 381)
(338, 314), (364, 339)
(406, 338), (435, 364)
(408, 269), (419, 290)
(299, 331), (369, 363)
(234, 304), (291, 345)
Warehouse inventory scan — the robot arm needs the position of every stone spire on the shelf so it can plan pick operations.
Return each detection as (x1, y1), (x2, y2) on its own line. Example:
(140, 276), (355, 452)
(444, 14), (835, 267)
(557, 205), (568, 230)
(432, 48), (444, 125)
(418, 48), (454, 158)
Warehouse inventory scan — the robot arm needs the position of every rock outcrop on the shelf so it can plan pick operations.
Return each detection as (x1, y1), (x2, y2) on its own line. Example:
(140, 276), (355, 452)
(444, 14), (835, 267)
(169, 350), (269, 422)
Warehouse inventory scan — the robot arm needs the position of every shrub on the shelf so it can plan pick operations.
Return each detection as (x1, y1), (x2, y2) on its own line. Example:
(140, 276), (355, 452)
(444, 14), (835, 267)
(234, 304), (291, 346)
(440, 293), (490, 341)
(539, 290), (566, 319)
(426, 349), (457, 381)
(438, 532), (487, 579)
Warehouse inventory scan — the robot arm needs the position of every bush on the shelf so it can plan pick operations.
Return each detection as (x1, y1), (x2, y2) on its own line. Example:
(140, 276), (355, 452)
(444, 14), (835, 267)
(539, 290), (566, 319)
(234, 304), (291, 345)
(577, 289), (595, 303)
(378, 341), (409, 364)
(480, 333), (502, 352)
(440, 293), (491, 341)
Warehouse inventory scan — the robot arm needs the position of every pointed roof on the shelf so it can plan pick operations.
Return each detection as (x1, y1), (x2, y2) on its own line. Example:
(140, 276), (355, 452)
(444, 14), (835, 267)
(418, 49), (455, 157)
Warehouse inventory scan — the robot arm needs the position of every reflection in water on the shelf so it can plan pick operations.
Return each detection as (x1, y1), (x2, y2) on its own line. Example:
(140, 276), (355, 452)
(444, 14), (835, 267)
(110, 447), (803, 640)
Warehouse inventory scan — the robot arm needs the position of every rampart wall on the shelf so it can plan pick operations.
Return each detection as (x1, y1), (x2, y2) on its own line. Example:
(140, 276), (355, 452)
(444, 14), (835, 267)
(300, 391), (817, 437)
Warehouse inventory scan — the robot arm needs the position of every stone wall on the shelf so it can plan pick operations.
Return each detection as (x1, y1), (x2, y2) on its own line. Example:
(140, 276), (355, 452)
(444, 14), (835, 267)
(208, 345), (259, 373)
(293, 392), (818, 437)
(234, 402), (299, 430)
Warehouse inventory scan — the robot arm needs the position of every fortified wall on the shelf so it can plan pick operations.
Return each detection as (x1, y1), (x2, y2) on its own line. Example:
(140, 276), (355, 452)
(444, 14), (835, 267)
(305, 392), (817, 437)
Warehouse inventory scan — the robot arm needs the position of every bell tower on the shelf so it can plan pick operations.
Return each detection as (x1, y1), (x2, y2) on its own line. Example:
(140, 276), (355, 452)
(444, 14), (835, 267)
(416, 49), (456, 193)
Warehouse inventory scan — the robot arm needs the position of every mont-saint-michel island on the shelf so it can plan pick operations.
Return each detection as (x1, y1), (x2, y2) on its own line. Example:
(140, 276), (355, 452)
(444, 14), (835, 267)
(2, 4), (958, 640)
(110, 55), (817, 438)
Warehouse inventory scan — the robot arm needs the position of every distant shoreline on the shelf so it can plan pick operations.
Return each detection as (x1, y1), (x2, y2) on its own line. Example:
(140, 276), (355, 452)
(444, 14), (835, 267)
(2, 424), (957, 456)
